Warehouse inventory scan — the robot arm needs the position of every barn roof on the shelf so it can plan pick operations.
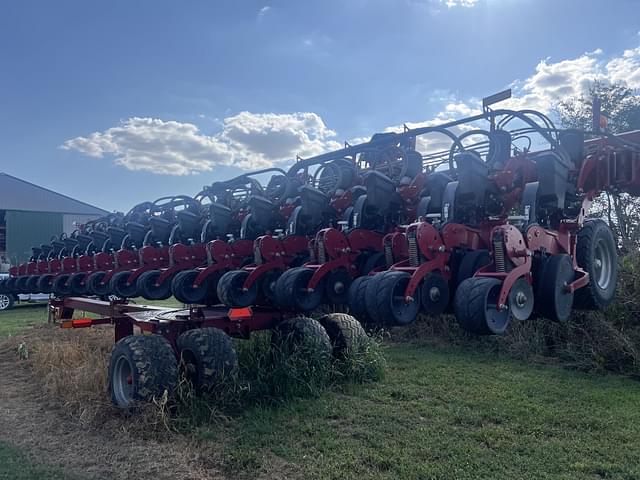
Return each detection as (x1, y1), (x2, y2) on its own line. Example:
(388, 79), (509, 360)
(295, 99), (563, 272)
(0, 172), (109, 215)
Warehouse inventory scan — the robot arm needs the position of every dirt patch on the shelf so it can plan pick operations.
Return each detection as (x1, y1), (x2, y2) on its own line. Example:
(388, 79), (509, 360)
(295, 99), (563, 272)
(0, 325), (225, 480)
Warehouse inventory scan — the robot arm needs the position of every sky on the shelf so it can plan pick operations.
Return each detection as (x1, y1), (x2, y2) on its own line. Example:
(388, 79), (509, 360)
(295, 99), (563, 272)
(1, 0), (639, 212)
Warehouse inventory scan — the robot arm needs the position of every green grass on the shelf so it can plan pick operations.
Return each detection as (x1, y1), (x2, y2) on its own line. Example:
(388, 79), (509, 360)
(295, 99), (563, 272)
(0, 441), (83, 480)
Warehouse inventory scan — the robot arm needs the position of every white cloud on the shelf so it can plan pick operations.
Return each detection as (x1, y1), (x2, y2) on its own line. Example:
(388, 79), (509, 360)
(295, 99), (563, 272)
(257, 6), (271, 18)
(61, 112), (340, 175)
(443, 0), (478, 7)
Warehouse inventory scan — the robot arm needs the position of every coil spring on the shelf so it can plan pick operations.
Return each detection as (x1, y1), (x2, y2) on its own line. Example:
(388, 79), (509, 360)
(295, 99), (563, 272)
(317, 239), (326, 264)
(493, 237), (506, 273)
(308, 244), (316, 263)
(384, 237), (394, 267)
(408, 232), (419, 267)
(254, 243), (262, 265)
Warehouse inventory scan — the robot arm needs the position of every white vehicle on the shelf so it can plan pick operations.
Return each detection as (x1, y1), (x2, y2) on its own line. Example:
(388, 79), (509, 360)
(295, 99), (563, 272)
(0, 273), (50, 311)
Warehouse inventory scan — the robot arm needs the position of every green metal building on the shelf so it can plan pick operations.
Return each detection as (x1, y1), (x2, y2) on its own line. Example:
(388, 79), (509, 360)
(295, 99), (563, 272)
(0, 173), (109, 264)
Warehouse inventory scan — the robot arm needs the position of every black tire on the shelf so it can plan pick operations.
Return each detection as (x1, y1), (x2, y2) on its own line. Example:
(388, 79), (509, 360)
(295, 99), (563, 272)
(172, 269), (214, 305)
(86, 271), (109, 296)
(16, 276), (31, 294)
(573, 219), (618, 310)
(538, 254), (575, 322)
(137, 270), (172, 301)
(454, 277), (510, 335)
(420, 272), (450, 315)
(52, 274), (72, 296)
(37, 274), (55, 294)
(110, 271), (138, 298)
(455, 249), (490, 289)
(347, 275), (371, 323)
(366, 271), (420, 326)
(177, 327), (238, 393)
(324, 269), (352, 305)
(360, 252), (386, 275)
(272, 316), (332, 360)
(260, 269), (282, 305)
(0, 293), (14, 311)
(5, 277), (18, 294)
(108, 334), (178, 409)
(68, 272), (88, 296)
(318, 313), (367, 357)
(274, 267), (323, 311)
(26, 275), (42, 293)
(217, 270), (257, 308)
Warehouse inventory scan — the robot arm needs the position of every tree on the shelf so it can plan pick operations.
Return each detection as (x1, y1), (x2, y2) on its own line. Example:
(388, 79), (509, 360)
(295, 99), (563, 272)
(554, 82), (640, 254)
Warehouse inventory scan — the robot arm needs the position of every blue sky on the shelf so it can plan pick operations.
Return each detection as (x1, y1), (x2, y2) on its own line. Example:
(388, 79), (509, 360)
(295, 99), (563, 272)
(1, 0), (639, 212)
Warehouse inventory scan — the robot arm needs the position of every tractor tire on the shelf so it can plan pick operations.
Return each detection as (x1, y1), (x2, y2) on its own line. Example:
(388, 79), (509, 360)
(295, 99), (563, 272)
(52, 274), (72, 297)
(318, 313), (367, 357)
(26, 275), (42, 293)
(217, 270), (257, 308)
(573, 219), (618, 310)
(172, 269), (215, 305)
(366, 270), (420, 326)
(37, 274), (55, 294)
(109, 271), (138, 298)
(137, 270), (172, 301)
(455, 249), (490, 289)
(454, 277), (509, 335)
(68, 272), (89, 296)
(272, 316), (332, 361)
(108, 334), (178, 409)
(0, 293), (14, 311)
(86, 271), (109, 296)
(177, 327), (238, 393)
(347, 275), (371, 323)
(538, 254), (575, 322)
(274, 267), (323, 311)
(324, 268), (352, 305)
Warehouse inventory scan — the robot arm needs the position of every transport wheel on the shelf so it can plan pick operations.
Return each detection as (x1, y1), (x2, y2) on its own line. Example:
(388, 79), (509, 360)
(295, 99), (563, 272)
(217, 270), (257, 308)
(0, 293), (14, 311)
(573, 219), (618, 310)
(68, 272), (89, 296)
(274, 267), (323, 311)
(419, 272), (450, 315)
(324, 269), (352, 305)
(16, 276), (31, 294)
(454, 277), (510, 335)
(272, 316), (332, 361)
(26, 275), (42, 293)
(37, 274), (55, 294)
(347, 275), (371, 323)
(52, 274), (72, 296)
(86, 271), (108, 296)
(172, 270), (215, 305)
(260, 269), (282, 305)
(538, 254), (575, 322)
(137, 270), (172, 301)
(367, 271), (420, 326)
(455, 249), (490, 289)
(109, 271), (138, 298)
(508, 277), (534, 321)
(177, 327), (238, 393)
(108, 334), (178, 409)
(317, 313), (367, 357)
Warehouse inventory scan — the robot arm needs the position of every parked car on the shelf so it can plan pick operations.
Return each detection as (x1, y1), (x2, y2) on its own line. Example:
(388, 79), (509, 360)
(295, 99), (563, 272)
(0, 273), (50, 311)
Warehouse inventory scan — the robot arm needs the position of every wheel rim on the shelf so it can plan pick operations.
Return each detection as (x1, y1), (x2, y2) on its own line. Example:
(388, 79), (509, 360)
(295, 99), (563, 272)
(112, 355), (134, 407)
(0, 295), (10, 309)
(485, 282), (510, 334)
(390, 275), (419, 325)
(594, 238), (613, 290)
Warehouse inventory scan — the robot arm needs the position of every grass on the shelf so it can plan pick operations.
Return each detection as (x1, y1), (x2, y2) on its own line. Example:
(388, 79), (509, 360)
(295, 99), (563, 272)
(0, 441), (84, 480)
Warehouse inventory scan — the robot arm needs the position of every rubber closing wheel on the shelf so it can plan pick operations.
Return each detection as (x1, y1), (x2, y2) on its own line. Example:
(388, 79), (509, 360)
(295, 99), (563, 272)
(538, 254), (574, 322)
(454, 277), (510, 335)
(68, 272), (89, 296)
(347, 275), (371, 323)
(274, 267), (323, 311)
(52, 274), (72, 296)
(217, 270), (257, 308)
(420, 272), (450, 315)
(37, 274), (55, 294)
(366, 271), (420, 326)
(86, 271), (109, 296)
(110, 271), (138, 298)
(172, 269), (214, 305)
(26, 275), (41, 293)
(137, 270), (172, 301)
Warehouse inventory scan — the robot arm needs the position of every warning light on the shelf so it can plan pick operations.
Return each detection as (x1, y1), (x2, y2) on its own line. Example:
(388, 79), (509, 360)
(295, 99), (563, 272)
(228, 307), (252, 320)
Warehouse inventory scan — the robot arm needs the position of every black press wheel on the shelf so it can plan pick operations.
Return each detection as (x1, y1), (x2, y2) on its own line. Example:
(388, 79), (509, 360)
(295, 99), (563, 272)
(137, 270), (173, 301)
(454, 277), (510, 335)
(177, 327), (238, 393)
(52, 274), (72, 296)
(0, 293), (14, 311)
(274, 267), (323, 312)
(272, 316), (332, 361)
(108, 334), (178, 409)
(366, 271), (420, 326)
(109, 271), (138, 298)
(4, 277), (18, 294)
(347, 275), (372, 323)
(324, 269), (352, 305)
(260, 268), (283, 305)
(68, 272), (89, 296)
(37, 274), (55, 294)
(26, 275), (42, 293)
(86, 271), (109, 296)
(574, 219), (618, 310)
(217, 269), (257, 308)
(455, 249), (490, 289)
(419, 272), (450, 315)
(16, 276), (31, 294)
(538, 254), (575, 322)
(318, 312), (367, 357)
(172, 269), (217, 305)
